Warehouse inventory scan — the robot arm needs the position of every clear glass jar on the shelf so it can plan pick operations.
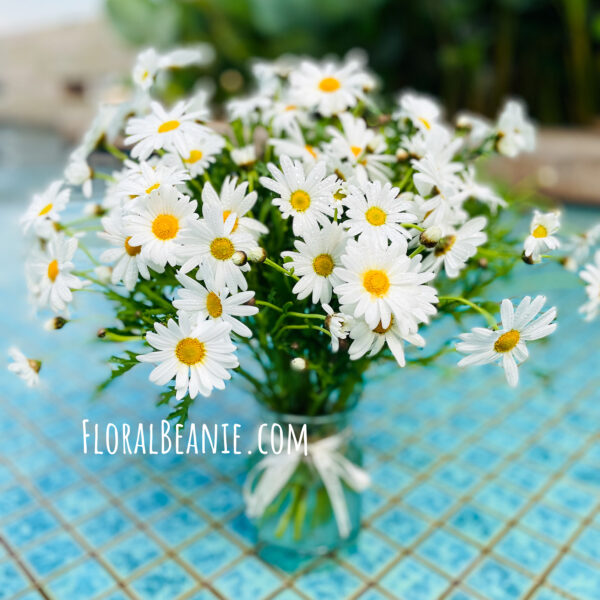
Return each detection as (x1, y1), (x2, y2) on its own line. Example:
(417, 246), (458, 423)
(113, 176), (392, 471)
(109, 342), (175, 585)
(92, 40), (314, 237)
(247, 408), (363, 555)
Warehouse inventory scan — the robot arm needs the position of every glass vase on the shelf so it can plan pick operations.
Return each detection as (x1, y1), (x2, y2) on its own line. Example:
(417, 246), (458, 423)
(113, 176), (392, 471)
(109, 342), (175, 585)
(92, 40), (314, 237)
(246, 408), (364, 555)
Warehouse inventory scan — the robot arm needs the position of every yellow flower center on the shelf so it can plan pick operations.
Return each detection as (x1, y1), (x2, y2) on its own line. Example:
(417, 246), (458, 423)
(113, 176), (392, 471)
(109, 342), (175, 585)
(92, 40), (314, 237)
(290, 190), (311, 212)
(158, 120), (180, 133)
(312, 253), (335, 277)
(319, 77), (341, 93)
(362, 269), (390, 297)
(145, 182), (160, 195)
(151, 214), (179, 240)
(38, 203), (53, 216)
(418, 117), (432, 130)
(373, 316), (393, 334)
(285, 104), (297, 111)
(186, 149), (203, 164)
(206, 292), (223, 318)
(47, 259), (59, 282)
(175, 338), (206, 366)
(124, 236), (142, 256)
(222, 210), (239, 232)
(305, 145), (317, 159)
(494, 329), (520, 353)
(210, 237), (235, 261)
(333, 189), (346, 202)
(532, 224), (548, 238)
(350, 145), (362, 158)
(365, 206), (387, 226)
(141, 70), (150, 81)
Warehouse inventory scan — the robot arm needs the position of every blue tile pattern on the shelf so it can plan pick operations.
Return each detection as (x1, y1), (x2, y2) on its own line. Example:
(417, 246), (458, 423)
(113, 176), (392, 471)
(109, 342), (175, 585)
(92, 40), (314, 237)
(1, 130), (600, 599)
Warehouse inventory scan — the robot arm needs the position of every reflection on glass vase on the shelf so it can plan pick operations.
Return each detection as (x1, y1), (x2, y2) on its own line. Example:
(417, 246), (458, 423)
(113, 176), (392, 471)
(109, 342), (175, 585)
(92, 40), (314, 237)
(244, 408), (368, 555)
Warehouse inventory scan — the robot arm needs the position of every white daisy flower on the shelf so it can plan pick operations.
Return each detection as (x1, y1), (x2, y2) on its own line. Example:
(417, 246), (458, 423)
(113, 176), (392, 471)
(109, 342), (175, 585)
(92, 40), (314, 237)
(173, 132), (225, 177)
(21, 181), (70, 239)
(281, 221), (348, 304)
(99, 212), (164, 291)
(8, 347), (41, 388)
(265, 99), (312, 137)
(26, 233), (86, 314)
(269, 123), (322, 166)
(325, 114), (393, 181)
(455, 167), (506, 213)
(125, 100), (210, 160)
(64, 150), (93, 198)
(226, 94), (272, 124)
(523, 210), (561, 261)
(422, 216), (487, 278)
(133, 46), (213, 91)
(457, 295), (557, 387)
(231, 145), (257, 167)
(124, 186), (198, 268)
(117, 160), (190, 206)
(260, 156), (337, 236)
(138, 315), (238, 400)
(395, 92), (441, 131)
(289, 57), (372, 117)
(173, 272), (257, 337)
(579, 250), (600, 321)
(564, 223), (600, 271)
(323, 304), (353, 352)
(495, 100), (536, 157)
(334, 237), (438, 331)
(348, 316), (425, 367)
(178, 201), (254, 292)
(201, 177), (268, 242)
(455, 112), (493, 147)
(411, 138), (464, 199)
(343, 180), (417, 245)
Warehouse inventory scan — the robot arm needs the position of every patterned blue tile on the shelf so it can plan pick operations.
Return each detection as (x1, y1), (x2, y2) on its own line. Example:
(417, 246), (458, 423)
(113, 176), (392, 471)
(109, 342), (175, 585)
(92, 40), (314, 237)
(356, 587), (391, 600)
(192, 483), (243, 518)
(180, 530), (241, 576)
(380, 556), (449, 599)
(462, 445), (501, 471)
(104, 531), (162, 576)
(170, 466), (213, 494)
(474, 482), (526, 518)
(34, 465), (79, 496)
(151, 506), (207, 547)
(446, 592), (478, 600)
(545, 481), (596, 517)
(520, 504), (578, 544)
(567, 463), (600, 489)
(123, 485), (172, 518)
(53, 484), (107, 522)
(433, 463), (477, 492)
(370, 462), (412, 494)
(0, 485), (33, 517)
(24, 532), (83, 577)
(47, 558), (114, 600)
(548, 554), (600, 600)
(449, 505), (502, 543)
(3, 508), (59, 548)
(372, 507), (427, 546)
(131, 559), (196, 600)
(416, 529), (478, 577)
(495, 528), (556, 573)
(467, 558), (531, 600)
(0, 560), (28, 598)
(572, 527), (600, 563)
(530, 588), (568, 600)
(397, 446), (435, 471)
(213, 557), (281, 600)
(101, 464), (146, 495)
(404, 483), (454, 517)
(78, 506), (132, 547)
(296, 561), (362, 600)
(501, 462), (548, 492)
(340, 530), (396, 577)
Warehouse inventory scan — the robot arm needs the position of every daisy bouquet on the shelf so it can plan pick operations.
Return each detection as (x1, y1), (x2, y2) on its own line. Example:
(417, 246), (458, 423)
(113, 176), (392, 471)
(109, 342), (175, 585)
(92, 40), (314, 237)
(19, 47), (578, 550)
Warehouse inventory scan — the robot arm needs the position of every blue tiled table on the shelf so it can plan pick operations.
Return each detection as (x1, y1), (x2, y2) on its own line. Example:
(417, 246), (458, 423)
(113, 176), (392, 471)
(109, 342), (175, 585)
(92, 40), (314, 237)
(1, 127), (599, 599)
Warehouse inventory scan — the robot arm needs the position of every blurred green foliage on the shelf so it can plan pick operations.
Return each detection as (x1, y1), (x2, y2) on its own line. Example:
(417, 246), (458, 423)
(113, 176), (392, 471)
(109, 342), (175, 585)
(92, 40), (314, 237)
(106, 0), (599, 123)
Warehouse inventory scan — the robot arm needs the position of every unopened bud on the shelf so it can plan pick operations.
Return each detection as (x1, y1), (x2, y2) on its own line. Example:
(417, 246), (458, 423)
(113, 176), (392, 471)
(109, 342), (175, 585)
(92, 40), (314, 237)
(521, 251), (537, 265)
(455, 115), (473, 131)
(420, 226), (442, 248)
(27, 359), (42, 374)
(232, 250), (247, 266)
(84, 202), (106, 217)
(561, 256), (577, 272)
(478, 258), (489, 269)
(246, 297), (256, 307)
(248, 247), (267, 263)
(396, 149), (409, 161)
(44, 316), (67, 331)
(94, 265), (112, 284)
(290, 357), (307, 371)
(97, 328), (106, 338)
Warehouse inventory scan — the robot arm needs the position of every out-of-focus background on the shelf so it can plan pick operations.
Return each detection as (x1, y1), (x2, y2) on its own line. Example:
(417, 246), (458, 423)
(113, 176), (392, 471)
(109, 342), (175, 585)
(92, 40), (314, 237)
(1, 4), (600, 600)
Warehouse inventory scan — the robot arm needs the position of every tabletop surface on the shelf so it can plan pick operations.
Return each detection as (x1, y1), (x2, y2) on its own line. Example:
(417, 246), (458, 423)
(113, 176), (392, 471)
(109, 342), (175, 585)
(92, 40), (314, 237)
(1, 126), (599, 600)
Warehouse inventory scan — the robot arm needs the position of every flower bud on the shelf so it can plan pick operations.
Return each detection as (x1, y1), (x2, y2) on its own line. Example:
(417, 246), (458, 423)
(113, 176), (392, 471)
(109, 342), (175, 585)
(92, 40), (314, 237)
(97, 328), (106, 338)
(44, 316), (67, 331)
(248, 247), (267, 263)
(94, 265), (112, 284)
(84, 202), (106, 217)
(232, 250), (247, 266)
(396, 149), (409, 161)
(290, 357), (307, 371)
(420, 226), (442, 248)
(27, 359), (42, 374)
(521, 251), (537, 265)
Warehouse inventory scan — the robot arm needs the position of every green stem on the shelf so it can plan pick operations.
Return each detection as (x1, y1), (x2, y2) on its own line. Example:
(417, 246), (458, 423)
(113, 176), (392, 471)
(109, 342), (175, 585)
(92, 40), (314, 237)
(397, 167), (414, 191)
(438, 296), (498, 330)
(402, 223), (425, 232)
(188, 178), (203, 195)
(274, 324), (331, 341)
(264, 258), (299, 281)
(103, 331), (143, 342)
(94, 171), (115, 183)
(105, 143), (128, 162)
(255, 300), (283, 313)
(409, 244), (426, 258)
